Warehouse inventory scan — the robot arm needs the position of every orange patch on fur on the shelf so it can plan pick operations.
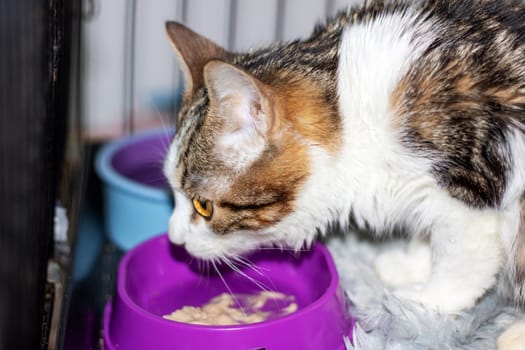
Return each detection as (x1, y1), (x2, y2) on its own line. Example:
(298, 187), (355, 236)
(390, 75), (409, 129)
(390, 59), (487, 140)
(390, 74), (442, 139)
(272, 77), (342, 154)
(455, 74), (476, 95)
(487, 87), (525, 105)
(211, 132), (311, 234)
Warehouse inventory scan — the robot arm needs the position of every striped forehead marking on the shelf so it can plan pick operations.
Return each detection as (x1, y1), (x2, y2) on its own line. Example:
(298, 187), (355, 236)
(174, 92), (210, 188)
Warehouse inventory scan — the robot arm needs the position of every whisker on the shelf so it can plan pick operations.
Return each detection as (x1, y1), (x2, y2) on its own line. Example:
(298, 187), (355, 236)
(253, 246), (311, 252)
(190, 257), (205, 289)
(151, 135), (173, 168)
(231, 255), (270, 277)
(203, 259), (208, 277)
(149, 99), (175, 154)
(222, 255), (276, 295)
(138, 168), (169, 186)
(212, 259), (246, 315)
(146, 101), (175, 166)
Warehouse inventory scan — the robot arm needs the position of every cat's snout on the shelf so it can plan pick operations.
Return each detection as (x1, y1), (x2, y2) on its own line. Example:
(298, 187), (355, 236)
(167, 210), (188, 246)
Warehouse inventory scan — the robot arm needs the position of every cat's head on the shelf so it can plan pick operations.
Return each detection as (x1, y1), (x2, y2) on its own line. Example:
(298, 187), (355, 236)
(163, 22), (340, 259)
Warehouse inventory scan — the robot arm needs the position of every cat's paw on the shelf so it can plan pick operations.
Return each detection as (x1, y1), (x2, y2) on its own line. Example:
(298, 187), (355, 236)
(497, 319), (525, 350)
(374, 240), (431, 288)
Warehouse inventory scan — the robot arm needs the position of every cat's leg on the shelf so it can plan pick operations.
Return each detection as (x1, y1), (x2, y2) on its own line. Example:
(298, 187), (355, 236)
(375, 238), (432, 287)
(497, 319), (525, 350)
(398, 209), (504, 313)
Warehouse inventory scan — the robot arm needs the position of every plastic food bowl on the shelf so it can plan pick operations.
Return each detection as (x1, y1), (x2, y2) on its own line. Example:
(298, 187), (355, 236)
(95, 128), (175, 250)
(103, 234), (354, 350)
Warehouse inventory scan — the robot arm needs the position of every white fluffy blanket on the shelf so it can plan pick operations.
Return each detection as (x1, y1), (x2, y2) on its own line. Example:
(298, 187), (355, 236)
(326, 232), (525, 350)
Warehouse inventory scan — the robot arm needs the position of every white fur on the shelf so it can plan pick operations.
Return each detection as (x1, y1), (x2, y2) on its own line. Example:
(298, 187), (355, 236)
(168, 191), (192, 246)
(375, 239), (432, 287)
(501, 130), (525, 275)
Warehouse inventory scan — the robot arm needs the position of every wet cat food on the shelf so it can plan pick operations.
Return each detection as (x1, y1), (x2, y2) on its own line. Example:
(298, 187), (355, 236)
(163, 291), (297, 325)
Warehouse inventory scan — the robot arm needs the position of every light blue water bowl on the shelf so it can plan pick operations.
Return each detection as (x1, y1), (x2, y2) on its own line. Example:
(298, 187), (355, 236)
(95, 127), (175, 251)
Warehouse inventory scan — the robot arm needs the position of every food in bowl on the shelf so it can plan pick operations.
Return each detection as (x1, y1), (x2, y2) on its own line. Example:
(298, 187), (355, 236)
(163, 291), (297, 325)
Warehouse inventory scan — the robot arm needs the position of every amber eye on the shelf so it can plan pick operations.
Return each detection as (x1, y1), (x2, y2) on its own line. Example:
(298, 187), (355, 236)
(192, 198), (213, 219)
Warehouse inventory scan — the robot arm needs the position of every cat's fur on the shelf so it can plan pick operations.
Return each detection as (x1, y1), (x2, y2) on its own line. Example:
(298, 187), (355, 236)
(163, 0), (525, 325)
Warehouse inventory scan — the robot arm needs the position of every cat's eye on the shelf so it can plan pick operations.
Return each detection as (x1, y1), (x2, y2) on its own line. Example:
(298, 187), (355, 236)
(192, 198), (213, 219)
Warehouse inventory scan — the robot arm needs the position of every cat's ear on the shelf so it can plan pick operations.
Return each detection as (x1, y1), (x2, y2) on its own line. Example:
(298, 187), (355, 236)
(165, 22), (229, 93)
(204, 61), (273, 168)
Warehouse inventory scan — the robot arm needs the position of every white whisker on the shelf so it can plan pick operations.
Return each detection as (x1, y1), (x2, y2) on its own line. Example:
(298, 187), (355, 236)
(231, 255), (270, 277)
(253, 246), (310, 252)
(221, 255), (277, 295)
(212, 259), (246, 315)
(149, 99), (175, 154)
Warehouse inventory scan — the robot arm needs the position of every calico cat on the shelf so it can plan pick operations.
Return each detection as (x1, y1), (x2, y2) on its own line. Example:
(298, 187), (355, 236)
(163, 0), (525, 323)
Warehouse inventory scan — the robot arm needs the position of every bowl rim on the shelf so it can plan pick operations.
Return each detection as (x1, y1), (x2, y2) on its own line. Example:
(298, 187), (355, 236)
(95, 127), (174, 201)
(117, 234), (342, 331)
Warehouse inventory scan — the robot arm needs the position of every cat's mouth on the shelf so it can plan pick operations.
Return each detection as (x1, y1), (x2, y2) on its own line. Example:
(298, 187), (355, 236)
(172, 230), (265, 261)
(168, 209), (292, 260)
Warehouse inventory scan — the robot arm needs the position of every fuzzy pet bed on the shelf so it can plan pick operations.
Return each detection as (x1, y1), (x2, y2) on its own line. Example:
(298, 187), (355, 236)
(326, 231), (525, 350)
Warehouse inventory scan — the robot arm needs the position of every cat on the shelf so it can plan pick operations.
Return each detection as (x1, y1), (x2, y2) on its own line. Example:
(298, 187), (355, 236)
(163, 0), (525, 330)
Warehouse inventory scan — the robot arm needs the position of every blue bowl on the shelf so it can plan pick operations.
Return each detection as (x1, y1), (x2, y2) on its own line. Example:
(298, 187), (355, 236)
(95, 127), (175, 250)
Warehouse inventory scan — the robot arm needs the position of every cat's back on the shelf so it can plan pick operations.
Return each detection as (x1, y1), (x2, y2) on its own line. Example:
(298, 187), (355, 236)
(335, 0), (525, 210)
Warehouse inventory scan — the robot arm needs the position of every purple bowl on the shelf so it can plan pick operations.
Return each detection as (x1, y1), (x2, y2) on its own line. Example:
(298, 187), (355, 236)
(103, 234), (354, 350)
